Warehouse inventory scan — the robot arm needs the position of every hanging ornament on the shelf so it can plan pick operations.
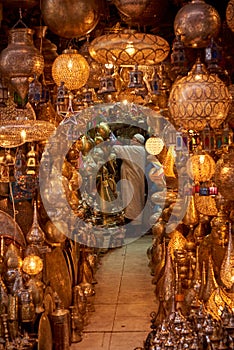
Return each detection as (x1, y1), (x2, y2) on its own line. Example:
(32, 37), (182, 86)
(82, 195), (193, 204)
(52, 48), (90, 91)
(170, 34), (188, 79)
(28, 74), (43, 106)
(128, 64), (144, 88)
(220, 224), (234, 290)
(174, 0), (221, 48)
(26, 201), (45, 247)
(168, 58), (231, 131)
(41, 0), (101, 39)
(182, 195), (199, 226)
(0, 28), (44, 103)
(186, 150), (216, 183)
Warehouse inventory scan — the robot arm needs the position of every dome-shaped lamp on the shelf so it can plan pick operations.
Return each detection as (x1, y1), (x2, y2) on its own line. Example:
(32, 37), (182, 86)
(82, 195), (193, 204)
(89, 30), (170, 66)
(168, 58), (231, 131)
(52, 48), (90, 91)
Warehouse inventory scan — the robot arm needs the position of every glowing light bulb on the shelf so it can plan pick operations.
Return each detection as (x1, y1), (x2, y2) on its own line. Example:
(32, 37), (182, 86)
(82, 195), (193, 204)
(199, 155), (205, 164)
(125, 43), (135, 56)
(21, 129), (26, 142)
(67, 59), (73, 71)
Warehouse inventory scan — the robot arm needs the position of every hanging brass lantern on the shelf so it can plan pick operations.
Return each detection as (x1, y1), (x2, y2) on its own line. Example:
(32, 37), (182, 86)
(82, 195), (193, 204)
(174, 0), (221, 48)
(52, 48), (90, 91)
(214, 144), (234, 201)
(168, 58), (231, 131)
(186, 151), (216, 183)
(226, 0), (234, 33)
(0, 28), (44, 101)
(41, 0), (101, 39)
(89, 30), (170, 66)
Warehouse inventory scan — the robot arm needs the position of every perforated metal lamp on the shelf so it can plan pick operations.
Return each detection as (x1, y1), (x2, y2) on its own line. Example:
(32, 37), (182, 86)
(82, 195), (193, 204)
(52, 48), (90, 91)
(168, 58), (232, 131)
(89, 30), (170, 66)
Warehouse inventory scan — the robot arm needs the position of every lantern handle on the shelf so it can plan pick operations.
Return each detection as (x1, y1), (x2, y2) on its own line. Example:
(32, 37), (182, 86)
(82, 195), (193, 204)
(12, 8), (28, 29)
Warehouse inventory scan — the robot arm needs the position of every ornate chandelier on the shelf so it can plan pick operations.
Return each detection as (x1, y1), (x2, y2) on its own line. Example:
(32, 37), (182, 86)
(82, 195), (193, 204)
(168, 58), (232, 131)
(89, 30), (170, 66)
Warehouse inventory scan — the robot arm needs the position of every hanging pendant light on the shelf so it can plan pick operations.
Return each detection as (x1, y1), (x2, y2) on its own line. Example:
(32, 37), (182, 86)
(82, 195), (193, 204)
(0, 27), (44, 103)
(174, 0), (221, 48)
(89, 29), (170, 66)
(168, 58), (232, 131)
(52, 48), (90, 91)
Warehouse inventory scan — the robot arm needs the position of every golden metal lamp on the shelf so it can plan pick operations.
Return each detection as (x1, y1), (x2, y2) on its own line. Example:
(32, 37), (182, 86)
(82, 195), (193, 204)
(89, 30), (170, 66)
(174, 0), (221, 48)
(168, 58), (231, 131)
(52, 48), (90, 91)
(226, 0), (234, 33)
(186, 151), (216, 183)
(41, 0), (101, 39)
(0, 28), (44, 103)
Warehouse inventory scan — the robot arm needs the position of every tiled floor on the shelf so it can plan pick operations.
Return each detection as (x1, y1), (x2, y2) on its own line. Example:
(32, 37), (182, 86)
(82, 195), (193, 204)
(71, 235), (156, 350)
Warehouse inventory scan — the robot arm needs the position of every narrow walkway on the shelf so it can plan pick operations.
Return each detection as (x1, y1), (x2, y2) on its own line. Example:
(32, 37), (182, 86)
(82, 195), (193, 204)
(71, 235), (156, 350)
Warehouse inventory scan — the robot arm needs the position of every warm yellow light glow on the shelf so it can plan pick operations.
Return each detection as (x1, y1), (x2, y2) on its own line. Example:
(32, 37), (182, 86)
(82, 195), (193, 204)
(21, 129), (26, 142)
(22, 255), (43, 275)
(199, 155), (205, 164)
(125, 42), (135, 56)
(67, 59), (73, 71)
(52, 48), (90, 91)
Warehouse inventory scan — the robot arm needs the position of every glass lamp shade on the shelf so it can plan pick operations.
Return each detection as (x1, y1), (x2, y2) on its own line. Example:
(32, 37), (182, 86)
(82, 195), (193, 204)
(168, 59), (231, 131)
(226, 0), (234, 32)
(89, 30), (170, 66)
(22, 255), (43, 275)
(174, 0), (221, 48)
(186, 151), (216, 183)
(52, 48), (90, 91)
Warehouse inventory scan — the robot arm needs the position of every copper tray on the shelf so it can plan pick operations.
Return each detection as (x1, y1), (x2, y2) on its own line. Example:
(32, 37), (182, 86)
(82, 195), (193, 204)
(43, 247), (72, 309)
(0, 209), (26, 247)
